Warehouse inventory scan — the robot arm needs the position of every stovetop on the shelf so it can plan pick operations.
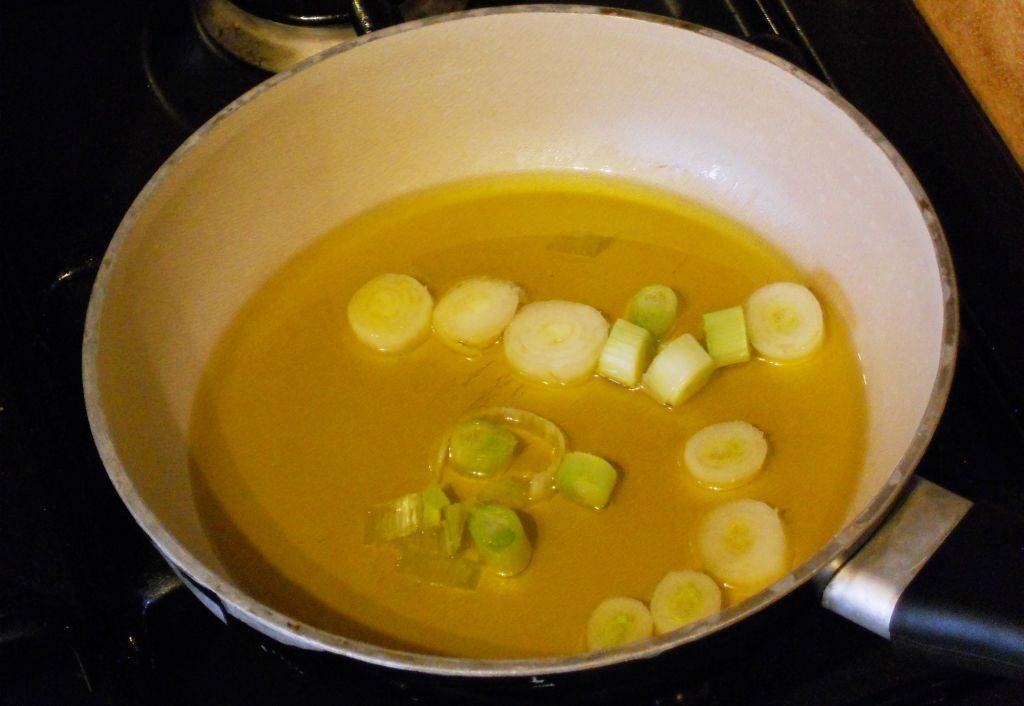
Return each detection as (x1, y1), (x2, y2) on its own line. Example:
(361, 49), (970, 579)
(2, 2), (1023, 704)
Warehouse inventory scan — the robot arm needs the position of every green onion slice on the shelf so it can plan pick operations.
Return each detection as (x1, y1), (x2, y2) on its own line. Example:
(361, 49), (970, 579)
(449, 419), (519, 478)
(597, 318), (655, 388)
(397, 543), (482, 590)
(702, 305), (751, 367)
(555, 452), (618, 510)
(468, 504), (532, 576)
(625, 285), (678, 339)
(365, 492), (424, 544)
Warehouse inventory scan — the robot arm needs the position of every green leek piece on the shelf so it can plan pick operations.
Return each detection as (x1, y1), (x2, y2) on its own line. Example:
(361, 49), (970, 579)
(643, 334), (715, 406)
(702, 306), (751, 367)
(476, 476), (532, 509)
(625, 285), (678, 339)
(468, 504), (532, 576)
(440, 503), (467, 556)
(597, 319), (655, 387)
(449, 419), (518, 478)
(397, 544), (482, 590)
(421, 484), (451, 528)
(365, 492), (423, 544)
(555, 452), (618, 510)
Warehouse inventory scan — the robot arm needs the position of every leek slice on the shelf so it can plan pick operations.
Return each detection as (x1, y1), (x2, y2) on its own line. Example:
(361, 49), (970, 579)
(468, 504), (532, 576)
(503, 301), (609, 385)
(745, 282), (824, 361)
(683, 421), (768, 489)
(555, 452), (618, 510)
(347, 273), (433, 353)
(625, 284), (677, 339)
(597, 319), (654, 388)
(434, 407), (567, 503)
(397, 544), (481, 590)
(449, 419), (518, 478)
(649, 570), (722, 634)
(642, 334), (715, 406)
(365, 492), (423, 544)
(421, 484), (451, 528)
(432, 277), (522, 352)
(440, 503), (467, 556)
(586, 597), (654, 650)
(698, 499), (789, 589)
(702, 306), (750, 367)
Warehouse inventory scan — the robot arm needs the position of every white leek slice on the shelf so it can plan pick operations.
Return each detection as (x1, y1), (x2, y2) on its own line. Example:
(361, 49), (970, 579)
(642, 334), (715, 406)
(683, 421), (768, 489)
(649, 570), (722, 634)
(586, 597), (654, 651)
(597, 319), (654, 388)
(745, 282), (824, 362)
(702, 306), (751, 367)
(432, 277), (522, 352)
(503, 301), (609, 385)
(347, 273), (433, 353)
(698, 499), (789, 590)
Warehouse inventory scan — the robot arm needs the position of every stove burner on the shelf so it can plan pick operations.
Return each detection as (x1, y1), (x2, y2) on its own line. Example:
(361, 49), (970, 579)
(195, 0), (356, 72)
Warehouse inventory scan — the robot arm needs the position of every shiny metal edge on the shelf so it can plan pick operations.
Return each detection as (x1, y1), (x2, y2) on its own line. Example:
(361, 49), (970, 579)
(81, 5), (960, 678)
(821, 479), (972, 639)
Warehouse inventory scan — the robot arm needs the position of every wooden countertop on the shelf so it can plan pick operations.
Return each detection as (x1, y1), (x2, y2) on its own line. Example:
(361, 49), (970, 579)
(913, 0), (1024, 168)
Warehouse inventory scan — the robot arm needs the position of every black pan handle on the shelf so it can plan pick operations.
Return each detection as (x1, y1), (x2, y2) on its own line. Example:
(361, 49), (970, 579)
(350, 0), (403, 35)
(822, 478), (1024, 679)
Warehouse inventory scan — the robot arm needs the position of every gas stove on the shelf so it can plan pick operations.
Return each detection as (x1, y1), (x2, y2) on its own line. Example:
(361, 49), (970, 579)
(3, 2), (1023, 704)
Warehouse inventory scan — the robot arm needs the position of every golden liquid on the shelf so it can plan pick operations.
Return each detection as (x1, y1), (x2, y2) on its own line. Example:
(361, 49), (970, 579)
(190, 173), (866, 659)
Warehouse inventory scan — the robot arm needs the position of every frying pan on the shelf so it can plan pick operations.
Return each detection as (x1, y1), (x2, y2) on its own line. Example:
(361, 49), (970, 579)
(82, 6), (1023, 682)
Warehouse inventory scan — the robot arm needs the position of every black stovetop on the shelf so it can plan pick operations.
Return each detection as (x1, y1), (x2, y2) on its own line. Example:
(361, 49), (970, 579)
(3, 2), (1023, 704)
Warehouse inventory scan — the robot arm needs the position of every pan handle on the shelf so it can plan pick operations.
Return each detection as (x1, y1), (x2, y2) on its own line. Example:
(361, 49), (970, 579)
(821, 478), (1024, 679)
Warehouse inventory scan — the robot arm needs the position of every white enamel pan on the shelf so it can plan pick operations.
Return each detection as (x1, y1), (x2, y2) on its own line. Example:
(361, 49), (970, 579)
(82, 6), (1023, 682)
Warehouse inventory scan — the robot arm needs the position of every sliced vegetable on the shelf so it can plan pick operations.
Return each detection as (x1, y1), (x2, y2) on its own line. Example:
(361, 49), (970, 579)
(503, 300), (609, 385)
(449, 419), (518, 478)
(365, 492), (423, 544)
(683, 421), (768, 489)
(649, 570), (722, 634)
(642, 334), (715, 406)
(698, 499), (789, 589)
(421, 484), (451, 528)
(468, 504), (532, 576)
(745, 282), (824, 361)
(397, 544), (482, 590)
(440, 503), (467, 556)
(586, 597), (654, 651)
(555, 452), (618, 510)
(702, 306), (750, 367)
(432, 277), (522, 352)
(347, 273), (433, 353)
(476, 476), (532, 509)
(625, 284), (677, 339)
(597, 319), (654, 388)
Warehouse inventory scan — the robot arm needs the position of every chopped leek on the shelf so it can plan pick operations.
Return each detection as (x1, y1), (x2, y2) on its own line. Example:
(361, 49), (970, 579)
(468, 504), (532, 576)
(555, 452), (618, 510)
(625, 285), (677, 339)
(698, 499), (789, 589)
(702, 306), (750, 367)
(440, 503), (467, 556)
(347, 273), (433, 353)
(365, 492), (423, 544)
(432, 277), (522, 352)
(642, 334), (715, 406)
(476, 476), (532, 509)
(683, 421), (768, 489)
(649, 570), (722, 634)
(503, 300), (609, 385)
(421, 484), (451, 528)
(586, 597), (654, 651)
(449, 418), (518, 478)
(745, 282), (824, 361)
(397, 544), (482, 590)
(597, 319), (654, 388)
